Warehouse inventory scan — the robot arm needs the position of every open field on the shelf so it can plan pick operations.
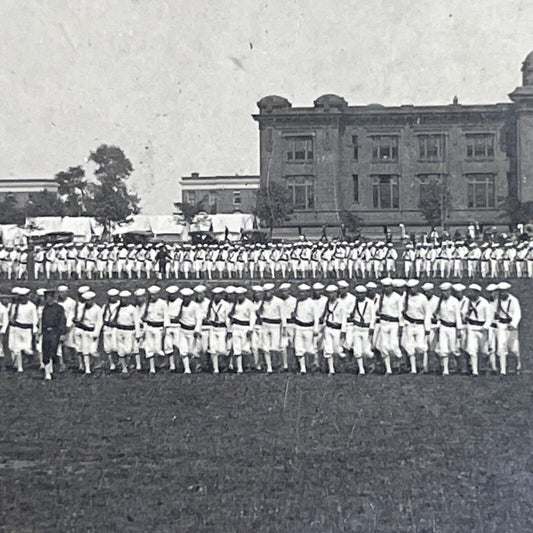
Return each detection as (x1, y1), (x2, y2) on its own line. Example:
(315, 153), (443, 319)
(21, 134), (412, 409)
(0, 278), (532, 532)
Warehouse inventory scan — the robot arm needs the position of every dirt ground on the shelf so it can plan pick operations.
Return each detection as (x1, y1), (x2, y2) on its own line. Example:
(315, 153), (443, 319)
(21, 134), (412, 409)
(0, 278), (532, 532)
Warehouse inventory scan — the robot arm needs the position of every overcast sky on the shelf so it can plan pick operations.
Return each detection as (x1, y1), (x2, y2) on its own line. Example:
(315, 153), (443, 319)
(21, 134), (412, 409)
(1, 0), (532, 213)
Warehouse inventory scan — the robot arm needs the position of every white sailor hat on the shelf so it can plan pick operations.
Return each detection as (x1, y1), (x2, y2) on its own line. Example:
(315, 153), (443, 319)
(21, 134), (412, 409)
(78, 285), (90, 294)
(452, 283), (466, 292)
(337, 280), (349, 288)
(147, 285), (161, 294)
(325, 284), (338, 293)
(381, 278), (392, 287)
(406, 279), (419, 288)
(212, 287), (225, 294)
(194, 285), (207, 293)
(235, 286), (247, 295)
(165, 285), (179, 294)
(180, 287), (194, 297)
(297, 283), (311, 291)
(36, 288), (46, 297)
(81, 291), (96, 301)
(11, 287), (21, 295)
(486, 283), (497, 292)
(468, 283), (482, 292)
(497, 281), (511, 290)
(392, 279), (406, 288)
(107, 288), (119, 297)
(57, 285), (69, 292)
(19, 287), (31, 296)
(354, 285), (367, 294)
(439, 282), (452, 291)
(421, 282), (434, 291)
(279, 282), (291, 290)
(225, 286), (236, 294)
(134, 288), (146, 296)
(366, 282), (378, 289)
(263, 283), (275, 291)
(119, 290), (131, 298)
(251, 285), (263, 292)
(312, 282), (324, 290)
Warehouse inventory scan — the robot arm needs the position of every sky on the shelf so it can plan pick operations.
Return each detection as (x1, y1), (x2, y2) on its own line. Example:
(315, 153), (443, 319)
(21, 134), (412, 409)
(1, 0), (532, 214)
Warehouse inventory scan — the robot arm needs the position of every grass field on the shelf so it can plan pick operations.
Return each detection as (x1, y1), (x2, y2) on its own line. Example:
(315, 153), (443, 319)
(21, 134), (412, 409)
(0, 278), (532, 532)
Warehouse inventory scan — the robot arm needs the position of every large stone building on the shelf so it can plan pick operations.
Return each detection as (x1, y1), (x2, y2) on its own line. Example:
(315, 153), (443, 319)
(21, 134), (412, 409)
(180, 173), (259, 214)
(253, 51), (533, 231)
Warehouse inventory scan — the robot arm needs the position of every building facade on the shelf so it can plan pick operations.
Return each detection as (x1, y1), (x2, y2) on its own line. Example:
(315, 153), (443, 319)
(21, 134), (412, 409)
(0, 177), (59, 205)
(180, 173), (259, 214)
(253, 51), (533, 230)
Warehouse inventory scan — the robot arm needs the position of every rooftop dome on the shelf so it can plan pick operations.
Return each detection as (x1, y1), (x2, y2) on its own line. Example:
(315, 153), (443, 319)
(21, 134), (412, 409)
(257, 95), (292, 112)
(313, 94), (348, 110)
(522, 50), (533, 86)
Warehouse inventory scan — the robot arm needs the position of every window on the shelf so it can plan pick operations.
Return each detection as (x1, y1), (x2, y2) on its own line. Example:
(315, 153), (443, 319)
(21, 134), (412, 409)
(372, 175), (399, 209)
(467, 174), (495, 208)
(466, 134), (495, 161)
(418, 134), (446, 161)
(286, 136), (313, 162)
(352, 135), (359, 160)
(352, 174), (359, 203)
(371, 136), (398, 162)
(184, 191), (196, 204)
(287, 176), (314, 210)
(418, 174), (443, 206)
(233, 191), (241, 205)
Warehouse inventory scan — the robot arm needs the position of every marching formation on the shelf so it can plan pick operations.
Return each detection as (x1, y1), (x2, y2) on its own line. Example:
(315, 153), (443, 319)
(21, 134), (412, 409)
(0, 278), (521, 380)
(4, 239), (530, 282)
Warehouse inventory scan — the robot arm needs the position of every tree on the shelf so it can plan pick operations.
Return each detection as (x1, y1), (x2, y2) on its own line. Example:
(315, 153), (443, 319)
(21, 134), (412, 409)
(26, 190), (65, 217)
(173, 198), (209, 223)
(339, 210), (363, 239)
(419, 181), (444, 229)
(55, 165), (89, 216)
(0, 195), (24, 225)
(254, 180), (293, 228)
(88, 145), (140, 233)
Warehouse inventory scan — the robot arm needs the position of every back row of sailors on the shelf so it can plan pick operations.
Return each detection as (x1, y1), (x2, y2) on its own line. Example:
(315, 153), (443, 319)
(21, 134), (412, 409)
(1, 279), (521, 379)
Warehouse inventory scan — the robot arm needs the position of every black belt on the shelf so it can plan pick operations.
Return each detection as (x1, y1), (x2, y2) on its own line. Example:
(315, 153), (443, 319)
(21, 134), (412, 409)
(325, 321), (341, 330)
(379, 314), (399, 323)
(467, 318), (485, 326)
(491, 323), (497, 328)
(231, 318), (250, 326)
(496, 317), (511, 324)
(10, 321), (33, 329)
(440, 319), (457, 328)
(211, 321), (226, 328)
(103, 321), (115, 327)
(115, 324), (135, 331)
(286, 318), (295, 324)
(353, 320), (370, 328)
(262, 317), (281, 325)
(202, 319), (210, 326)
(144, 320), (164, 328)
(294, 319), (313, 328)
(180, 322), (195, 331)
(404, 314), (424, 325)
(76, 323), (95, 332)
(170, 317), (180, 324)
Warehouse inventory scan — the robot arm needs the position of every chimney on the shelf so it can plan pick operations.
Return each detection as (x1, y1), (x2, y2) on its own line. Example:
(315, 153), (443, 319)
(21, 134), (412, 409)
(191, 172), (199, 179)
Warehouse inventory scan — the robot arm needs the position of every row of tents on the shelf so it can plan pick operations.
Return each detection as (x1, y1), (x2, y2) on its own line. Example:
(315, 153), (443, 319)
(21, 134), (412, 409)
(0, 213), (256, 247)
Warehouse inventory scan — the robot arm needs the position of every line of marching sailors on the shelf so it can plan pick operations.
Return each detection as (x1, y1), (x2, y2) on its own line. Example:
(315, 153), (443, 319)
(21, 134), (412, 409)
(0, 279), (521, 380)
(24, 239), (533, 282)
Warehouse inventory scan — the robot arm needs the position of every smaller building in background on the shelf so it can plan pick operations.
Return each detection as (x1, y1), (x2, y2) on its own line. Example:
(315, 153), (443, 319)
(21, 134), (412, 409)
(0, 176), (59, 205)
(180, 172), (260, 214)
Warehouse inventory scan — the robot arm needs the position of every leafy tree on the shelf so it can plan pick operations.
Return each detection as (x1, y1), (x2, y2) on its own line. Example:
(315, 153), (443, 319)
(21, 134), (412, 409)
(88, 145), (140, 233)
(55, 165), (89, 216)
(0, 195), (24, 225)
(419, 181), (444, 229)
(173, 198), (209, 223)
(500, 197), (533, 226)
(254, 180), (293, 228)
(26, 190), (65, 217)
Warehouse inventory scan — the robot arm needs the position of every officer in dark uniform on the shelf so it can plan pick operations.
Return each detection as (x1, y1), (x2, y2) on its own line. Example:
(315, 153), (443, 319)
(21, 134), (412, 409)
(42, 289), (67, 380)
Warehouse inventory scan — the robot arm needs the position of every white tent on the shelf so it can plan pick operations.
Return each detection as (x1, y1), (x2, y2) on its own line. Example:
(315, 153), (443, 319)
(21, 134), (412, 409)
(210, 214), (254, 241)
(25, 217), (104, 242)
(0, 225), (26, 247)
(112, 215), (187, 241)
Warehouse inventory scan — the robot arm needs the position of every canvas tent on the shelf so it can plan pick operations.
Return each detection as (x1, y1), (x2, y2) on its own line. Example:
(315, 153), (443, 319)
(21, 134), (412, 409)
(112, 215), (187, 242)
(25, 217), (104, 242)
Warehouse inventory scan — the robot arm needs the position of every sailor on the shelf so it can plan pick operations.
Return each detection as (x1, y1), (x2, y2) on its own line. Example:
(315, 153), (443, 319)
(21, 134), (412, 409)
(142, 285), (169, 374)
(278, 282), (297, 372)
(165, 285), (181, 372)
(349, 285), (376, 375)
(41, 289), (67, 380)
(102, 288), (120, 371)
(206, 287), (231, 374)
(114, 290), (141, 373)
(292, 284), (320, 374)
(8, 287), (38, 373)
(193, 285), (210, 372)
(76, 291), (103, 375)
(464, 284), (491, 376)
(321, 285), (347, 374)
(228, 286), (256, 374)
(177, 287), (202, 374)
